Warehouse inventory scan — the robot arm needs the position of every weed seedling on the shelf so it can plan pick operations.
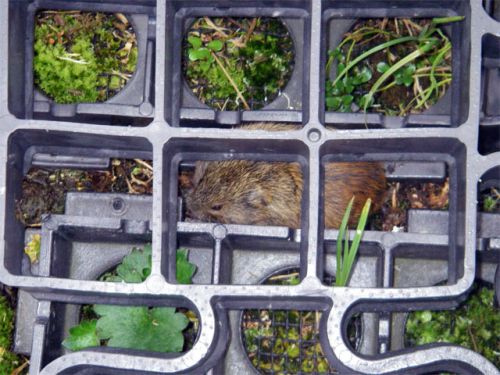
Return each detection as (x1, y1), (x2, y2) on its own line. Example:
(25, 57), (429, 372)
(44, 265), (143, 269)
(63, 245), (197, 353)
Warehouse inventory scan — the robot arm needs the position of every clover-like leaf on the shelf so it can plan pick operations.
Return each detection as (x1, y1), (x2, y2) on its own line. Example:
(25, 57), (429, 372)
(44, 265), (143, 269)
(342, 76), (355, 94)
(376, 62), (390, 74)
(62, 320), (100, 351)
(331, 80), (344, 96)
(207, 40), (223, 52)
(286, 276), (300, 286)
(188, 36), (202, 49)
(326, 96), (342, 111)
(176, 248), (197, 284)
(188, 48), (211, 61)
(395, 64), (416, 87)
(342, 94), (354, 107)
(94, 305), (189, 353)
(352, 66), (372, 85)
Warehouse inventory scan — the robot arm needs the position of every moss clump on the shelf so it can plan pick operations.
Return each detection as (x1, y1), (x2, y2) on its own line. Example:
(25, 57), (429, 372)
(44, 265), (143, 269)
(0, 295), (24, 374)
(406, 285), (500, 367)
(34, 11), (138, 104)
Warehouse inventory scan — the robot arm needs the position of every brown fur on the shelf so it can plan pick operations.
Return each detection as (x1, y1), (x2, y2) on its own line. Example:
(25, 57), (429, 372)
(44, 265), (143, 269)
(185, 123), (387, 229)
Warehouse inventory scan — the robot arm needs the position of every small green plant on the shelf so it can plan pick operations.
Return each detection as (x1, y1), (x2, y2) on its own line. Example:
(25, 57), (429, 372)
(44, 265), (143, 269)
(335, 197), (371, 287)
(406, 285), (500, 367)
(184, 17), (294, 111)
(242, 269), (334, 373)
(482, 187), (499, 213)
(63, 245), (197, 353)
(0, 295), (26, 374)
(326, 16), (464, 116)
(34, 11), (138, 104)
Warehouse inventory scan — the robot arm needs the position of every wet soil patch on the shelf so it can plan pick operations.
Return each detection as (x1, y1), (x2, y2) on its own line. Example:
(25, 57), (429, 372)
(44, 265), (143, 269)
(16, 159), (153, 227)
(372, 179), (449, 231)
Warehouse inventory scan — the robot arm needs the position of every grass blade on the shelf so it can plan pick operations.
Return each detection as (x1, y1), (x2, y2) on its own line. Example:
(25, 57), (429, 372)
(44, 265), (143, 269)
(341, 199), (371, 286)
(362, 39), (439, 112)
(331, 36), (419, 89)
(335, 197), (354, 286)
(414, 43), (450, 109)
(431, 16), (465, 25)
(341, 227), (350, 286)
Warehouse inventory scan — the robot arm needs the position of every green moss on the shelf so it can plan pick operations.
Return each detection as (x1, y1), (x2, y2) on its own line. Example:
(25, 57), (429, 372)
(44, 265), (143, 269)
(0, 296), (23, 374)
(406, 285), (500, 367)
(34, 11), (138, 104)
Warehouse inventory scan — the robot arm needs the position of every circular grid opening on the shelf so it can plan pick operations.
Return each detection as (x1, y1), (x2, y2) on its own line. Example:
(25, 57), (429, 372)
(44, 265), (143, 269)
(240, 267), (360, 374)
(183, 17), (295, 111)
(325, 18), (454, 116)
(34, 11), (138, 104)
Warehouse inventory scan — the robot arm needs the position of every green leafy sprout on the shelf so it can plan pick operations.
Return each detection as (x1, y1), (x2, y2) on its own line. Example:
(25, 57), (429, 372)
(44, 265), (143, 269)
(406, 285), (500, 367)
(335, 197), (371, 287)
(481, 187), (499, 213)
(325, 16), (464, 116)
(63, 245), (197, 353)
(34, 11), (138, 104)
(184, 17), (294, 111)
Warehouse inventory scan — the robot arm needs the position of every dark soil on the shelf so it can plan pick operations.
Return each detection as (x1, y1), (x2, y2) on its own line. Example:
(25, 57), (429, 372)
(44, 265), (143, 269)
(372, 179), (449, 231)
(16, 159), (153, 226)
(178, 308), (199, 352)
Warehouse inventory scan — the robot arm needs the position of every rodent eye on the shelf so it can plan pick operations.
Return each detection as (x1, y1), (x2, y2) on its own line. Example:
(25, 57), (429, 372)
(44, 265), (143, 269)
(211, 204), (223, 211)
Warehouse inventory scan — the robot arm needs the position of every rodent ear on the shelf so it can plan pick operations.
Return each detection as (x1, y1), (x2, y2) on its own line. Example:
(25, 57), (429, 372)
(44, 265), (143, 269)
(192, 161), (209, 187)
(247, 187), (272, 209)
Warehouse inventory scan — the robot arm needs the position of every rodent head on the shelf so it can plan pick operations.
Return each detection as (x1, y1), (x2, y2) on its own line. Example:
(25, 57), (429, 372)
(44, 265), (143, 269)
(184, 160), (303, 227)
